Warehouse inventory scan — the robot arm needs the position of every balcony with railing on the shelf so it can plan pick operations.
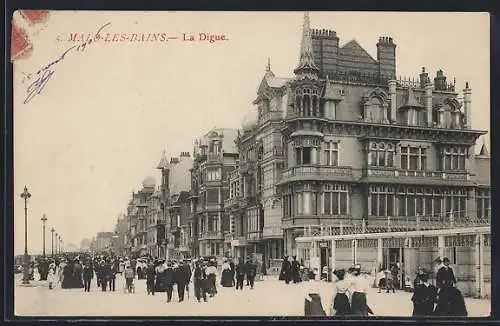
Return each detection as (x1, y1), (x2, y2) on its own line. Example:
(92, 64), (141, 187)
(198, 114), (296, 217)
(207, 152), (223, 163)
(224, 232), (234, 243)
(262, 226), (283, 238)
(278, 165), (354, 184)
(362, 168), (470, 185)
(224, 196), (240, 209)
(231, 236), (248, 247)
(246, 231), (263, 242)
(240, 160), (257, 173)
(259, 110), (282, 124)
(301, 215), (491, 237)
(205, 202), (223, 211)
(199, 230), (224, 240)
(238, 195), (259, 208)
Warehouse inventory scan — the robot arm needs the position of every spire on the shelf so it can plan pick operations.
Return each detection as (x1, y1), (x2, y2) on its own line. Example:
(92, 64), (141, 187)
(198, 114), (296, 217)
(293, 11), (319, 79)
(156, 149), (168, 169)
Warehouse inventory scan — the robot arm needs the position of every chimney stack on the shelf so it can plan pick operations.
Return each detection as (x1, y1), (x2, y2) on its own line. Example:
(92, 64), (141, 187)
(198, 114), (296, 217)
(463, 82), (472, 129)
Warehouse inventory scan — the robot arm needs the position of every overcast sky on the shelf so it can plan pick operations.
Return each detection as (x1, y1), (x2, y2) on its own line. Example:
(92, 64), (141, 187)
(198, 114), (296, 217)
(13, 11), (489, 255)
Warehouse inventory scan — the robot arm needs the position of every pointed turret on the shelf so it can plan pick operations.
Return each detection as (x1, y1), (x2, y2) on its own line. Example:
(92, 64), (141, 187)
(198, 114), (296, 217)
(293, 12), (319, 80)
(264, 57), (274, 78)
(156, 149), (169, 169)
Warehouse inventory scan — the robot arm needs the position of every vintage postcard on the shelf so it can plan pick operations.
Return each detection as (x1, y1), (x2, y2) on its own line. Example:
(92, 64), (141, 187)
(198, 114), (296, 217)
(12, 11), (490, 318)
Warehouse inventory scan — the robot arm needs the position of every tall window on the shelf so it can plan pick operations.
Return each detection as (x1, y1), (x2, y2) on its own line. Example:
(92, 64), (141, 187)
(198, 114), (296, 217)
(369, 142), (395, 167)
(395, 187), (466, 218)
(401, 146), (427, 170)
(296, 147), (312, 165)
(370, 186), (395, 216)
(477, 189), (490, 219)
(210, 140), (220, 154)
(442, 147), (467, 170)
(324, 141), (339, 166)
(207, 168), (221, 181)
(322, 184), (349, 215)
(247, 208), (259, 232)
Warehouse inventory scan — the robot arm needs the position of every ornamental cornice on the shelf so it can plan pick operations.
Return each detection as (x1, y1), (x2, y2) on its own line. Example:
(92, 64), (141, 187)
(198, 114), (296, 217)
(283, 118), (486, 144)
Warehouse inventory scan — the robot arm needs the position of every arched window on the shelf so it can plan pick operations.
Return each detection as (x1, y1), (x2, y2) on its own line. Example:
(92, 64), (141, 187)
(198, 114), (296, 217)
(303, 94), (310, 116)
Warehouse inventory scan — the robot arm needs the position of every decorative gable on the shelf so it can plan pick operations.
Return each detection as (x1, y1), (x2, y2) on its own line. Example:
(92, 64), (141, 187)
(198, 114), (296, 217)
(340, 40), (377, 64)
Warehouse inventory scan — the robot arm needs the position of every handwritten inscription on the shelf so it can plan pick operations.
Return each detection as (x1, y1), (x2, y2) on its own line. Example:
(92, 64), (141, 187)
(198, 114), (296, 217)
(23, 22), (111, 104)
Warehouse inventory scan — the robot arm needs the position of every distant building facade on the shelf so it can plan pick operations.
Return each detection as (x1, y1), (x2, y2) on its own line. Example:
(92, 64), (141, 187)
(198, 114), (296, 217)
(95, 232), (114, 253)
(165, 152), (193, 260)
(190, 128), (239, 257)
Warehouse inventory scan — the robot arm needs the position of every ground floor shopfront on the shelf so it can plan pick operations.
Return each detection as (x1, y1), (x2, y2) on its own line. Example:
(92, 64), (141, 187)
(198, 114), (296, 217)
(295, 226), (490, 298)
(229, 238), (284, 273)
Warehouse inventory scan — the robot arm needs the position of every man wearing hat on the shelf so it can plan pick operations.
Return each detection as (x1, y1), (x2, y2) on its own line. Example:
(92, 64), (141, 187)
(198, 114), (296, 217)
(411, 268), (437, 316)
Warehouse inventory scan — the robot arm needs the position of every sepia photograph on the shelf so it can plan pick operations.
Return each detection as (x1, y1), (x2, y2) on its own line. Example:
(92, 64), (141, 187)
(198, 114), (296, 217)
(11, 10), (490, 318)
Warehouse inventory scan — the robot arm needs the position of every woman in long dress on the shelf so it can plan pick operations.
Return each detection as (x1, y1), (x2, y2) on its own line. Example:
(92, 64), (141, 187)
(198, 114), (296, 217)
(330, 269), (351, 316)
(47, 262), (57, 290)
(220, 258), (233, 287)
(303, 276), (326, 316)
(349, 264), (374, 316)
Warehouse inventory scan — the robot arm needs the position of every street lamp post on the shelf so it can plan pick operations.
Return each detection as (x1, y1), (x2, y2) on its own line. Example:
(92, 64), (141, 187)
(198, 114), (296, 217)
(51, 228), (55, 256)
(55, 233), (59, 254)
(20, 186), (31, 285)
(59, 236), (62, 254)
(41, 214), (47, 257)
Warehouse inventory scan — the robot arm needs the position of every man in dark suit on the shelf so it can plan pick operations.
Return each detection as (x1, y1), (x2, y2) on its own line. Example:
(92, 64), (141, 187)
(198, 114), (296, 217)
(164, 262), (175, 303)
(235, 257), (245, 290)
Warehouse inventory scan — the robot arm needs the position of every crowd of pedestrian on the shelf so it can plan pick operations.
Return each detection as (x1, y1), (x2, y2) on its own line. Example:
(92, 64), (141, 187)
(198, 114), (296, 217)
(31, 251), (468, 317)
(36, 252), (260, 305)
